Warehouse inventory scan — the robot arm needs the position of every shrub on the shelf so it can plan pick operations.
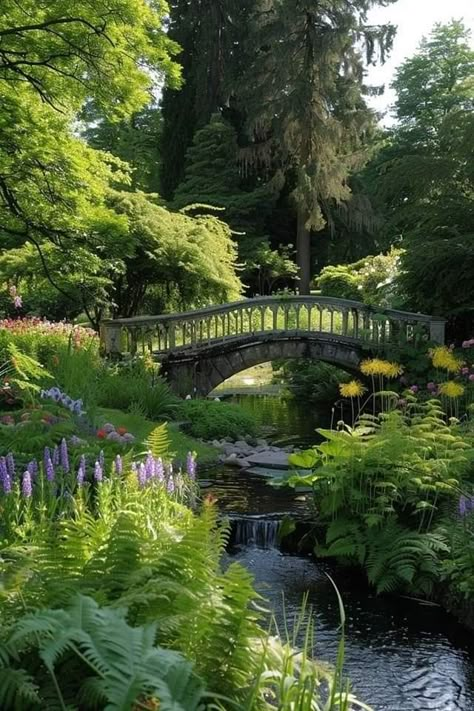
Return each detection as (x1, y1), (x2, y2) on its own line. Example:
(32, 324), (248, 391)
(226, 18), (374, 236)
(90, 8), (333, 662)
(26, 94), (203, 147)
(178, 399), (257, 440)
(277, 360), (350, 404)
(97, 361), (178, 421)
(317, 249), (403, 308)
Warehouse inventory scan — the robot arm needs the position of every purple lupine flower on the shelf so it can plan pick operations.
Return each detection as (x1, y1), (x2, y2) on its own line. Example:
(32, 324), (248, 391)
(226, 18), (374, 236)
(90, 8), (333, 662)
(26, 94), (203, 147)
(60, 438), (69, 473)
(6, 453), (15, 480)
(46, 457), (55, 482)
(22, 471), (32, 498)
(145, 452), (154, 479)
(27, 460), (38, 478)
(410, 385), (419, 394)
(99, 450), (105, 468)
(94, 461), (103, 482)
(43, 446), (51, 473)
(114, 455), (123, 475)
(167, 476), (175, 494)
(131, 462), (138, 475)
(138, 463), (147, 488)
(186, 452), (197, 480)
(52, 446), (60, 467)
(155, 457), (164, 481)
(77, 455), (86, 486)
(459, 495), (468, 517)
(0, 457), (11, 494)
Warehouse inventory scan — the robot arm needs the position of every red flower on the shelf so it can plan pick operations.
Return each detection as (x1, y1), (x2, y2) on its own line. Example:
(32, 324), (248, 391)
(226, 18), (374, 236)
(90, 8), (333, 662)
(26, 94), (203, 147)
(97, 429), (106, 439)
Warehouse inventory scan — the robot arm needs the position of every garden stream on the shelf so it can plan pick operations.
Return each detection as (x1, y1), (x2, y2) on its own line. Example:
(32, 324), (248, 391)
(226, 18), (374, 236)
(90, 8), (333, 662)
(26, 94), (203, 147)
(200, 395), (474, 711)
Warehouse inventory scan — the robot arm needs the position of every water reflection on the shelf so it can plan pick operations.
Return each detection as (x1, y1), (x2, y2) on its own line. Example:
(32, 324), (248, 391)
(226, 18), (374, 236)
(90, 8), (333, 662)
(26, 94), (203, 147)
(230, 393), (331, 447)
(230, 548), (474, 711)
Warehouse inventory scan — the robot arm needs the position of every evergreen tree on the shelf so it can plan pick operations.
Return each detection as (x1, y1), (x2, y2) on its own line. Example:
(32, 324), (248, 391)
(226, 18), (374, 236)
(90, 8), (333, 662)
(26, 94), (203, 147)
(160, 0), (252, 199)
(173, 114), (283, 286)
(238, 0), (396, 293)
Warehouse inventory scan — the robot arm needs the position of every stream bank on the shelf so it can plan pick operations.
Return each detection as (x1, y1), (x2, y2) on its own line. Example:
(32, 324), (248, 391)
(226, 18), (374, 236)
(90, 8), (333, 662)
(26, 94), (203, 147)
(200, 393), (474, 711)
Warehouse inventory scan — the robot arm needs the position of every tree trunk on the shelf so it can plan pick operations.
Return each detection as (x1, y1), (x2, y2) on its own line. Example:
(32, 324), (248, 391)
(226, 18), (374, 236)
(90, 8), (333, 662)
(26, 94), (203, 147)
(297, 206), (311, 294)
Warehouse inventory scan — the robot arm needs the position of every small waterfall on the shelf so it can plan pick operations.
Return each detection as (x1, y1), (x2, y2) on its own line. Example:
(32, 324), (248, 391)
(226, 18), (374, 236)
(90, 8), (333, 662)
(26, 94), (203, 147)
(231, 517), (280, 549)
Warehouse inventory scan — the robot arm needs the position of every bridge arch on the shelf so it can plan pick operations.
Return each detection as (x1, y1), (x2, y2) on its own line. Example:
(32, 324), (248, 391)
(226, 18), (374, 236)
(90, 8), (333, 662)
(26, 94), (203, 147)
(161, 333), (364, 397)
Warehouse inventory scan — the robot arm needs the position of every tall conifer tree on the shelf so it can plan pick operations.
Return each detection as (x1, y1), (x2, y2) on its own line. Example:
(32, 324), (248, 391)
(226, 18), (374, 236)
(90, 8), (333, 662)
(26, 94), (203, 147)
(238, 0), (396, 293)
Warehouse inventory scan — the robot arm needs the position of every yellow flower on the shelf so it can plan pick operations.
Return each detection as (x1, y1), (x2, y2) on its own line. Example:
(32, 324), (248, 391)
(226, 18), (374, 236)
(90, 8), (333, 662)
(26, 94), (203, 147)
(339, 380), (367, 398)
(384, 362), (403, 378)
(439, 381), (465, 398)
(431, 346), (463, 373)
(360, 358), (402, 378)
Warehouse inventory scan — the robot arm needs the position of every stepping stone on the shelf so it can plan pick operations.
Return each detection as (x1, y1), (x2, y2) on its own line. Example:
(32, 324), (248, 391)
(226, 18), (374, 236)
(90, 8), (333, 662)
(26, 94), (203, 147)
(247, 451), (290, 470)
(245, 466), (287, 478)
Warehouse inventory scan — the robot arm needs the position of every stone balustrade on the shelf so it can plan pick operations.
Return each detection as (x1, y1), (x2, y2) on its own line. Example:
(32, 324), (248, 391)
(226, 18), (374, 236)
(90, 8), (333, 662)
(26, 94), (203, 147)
(100, 296), (446, 358)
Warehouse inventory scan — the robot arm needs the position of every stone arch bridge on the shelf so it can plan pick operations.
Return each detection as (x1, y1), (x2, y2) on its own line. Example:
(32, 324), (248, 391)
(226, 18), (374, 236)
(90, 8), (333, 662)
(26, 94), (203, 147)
(100, 296), (445, 397)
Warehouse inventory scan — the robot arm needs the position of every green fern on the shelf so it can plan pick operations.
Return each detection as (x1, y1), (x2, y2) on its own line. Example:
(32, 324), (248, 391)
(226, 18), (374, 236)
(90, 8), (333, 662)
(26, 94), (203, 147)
(365, 520), (448, 594)
(3, 595), (204, 711)
(144, 422), (171, 459)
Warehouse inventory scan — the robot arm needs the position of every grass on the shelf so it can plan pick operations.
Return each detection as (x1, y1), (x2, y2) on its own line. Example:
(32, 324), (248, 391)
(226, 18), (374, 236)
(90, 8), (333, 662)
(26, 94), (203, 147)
(98, 407), (219, 464)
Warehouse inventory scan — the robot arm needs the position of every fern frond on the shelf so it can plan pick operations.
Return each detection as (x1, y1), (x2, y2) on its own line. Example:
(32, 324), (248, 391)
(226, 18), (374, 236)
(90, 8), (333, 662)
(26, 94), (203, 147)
(144, 423), (170, 459)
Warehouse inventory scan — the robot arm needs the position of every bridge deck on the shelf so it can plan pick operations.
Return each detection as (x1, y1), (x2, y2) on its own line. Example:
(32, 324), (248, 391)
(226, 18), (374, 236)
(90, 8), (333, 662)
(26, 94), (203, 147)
(100, 295), (446, 358)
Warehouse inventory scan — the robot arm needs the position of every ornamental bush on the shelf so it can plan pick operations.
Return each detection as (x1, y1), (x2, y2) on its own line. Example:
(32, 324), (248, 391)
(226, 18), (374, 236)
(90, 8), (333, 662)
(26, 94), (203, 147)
(179, 399), (258, 440)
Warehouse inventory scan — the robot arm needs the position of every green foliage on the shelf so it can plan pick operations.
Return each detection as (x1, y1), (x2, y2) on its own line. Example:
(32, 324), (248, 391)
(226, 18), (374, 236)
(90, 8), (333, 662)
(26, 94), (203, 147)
(278, 360), (350, 405)
(0, 1), (184, 323)
(286, 403), (474, 594)
(82, 104), (163, 194)
(238, 0), (396, 291)
(0, 595), (204, 710)
(247, 243), (298, 295)
(367, 21), (474, 328)
(0, 321), (100, 408)
(172, 114), (281, 284)
(319, 518), (448, 595)
(179, 399), (257, 440)
(145, 423), (171, 460)
(97, 362), (178, 421)
(317, 250), (404, 308)
(0, 460), (355, 710)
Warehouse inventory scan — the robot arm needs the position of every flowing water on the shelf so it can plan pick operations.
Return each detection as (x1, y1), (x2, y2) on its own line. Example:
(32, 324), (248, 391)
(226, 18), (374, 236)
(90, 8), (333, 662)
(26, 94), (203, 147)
(201, 394), (474, 711)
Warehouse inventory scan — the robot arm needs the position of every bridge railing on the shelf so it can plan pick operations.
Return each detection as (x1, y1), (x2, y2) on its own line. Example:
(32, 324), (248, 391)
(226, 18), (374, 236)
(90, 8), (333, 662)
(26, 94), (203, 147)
(100, 296), (446, 357)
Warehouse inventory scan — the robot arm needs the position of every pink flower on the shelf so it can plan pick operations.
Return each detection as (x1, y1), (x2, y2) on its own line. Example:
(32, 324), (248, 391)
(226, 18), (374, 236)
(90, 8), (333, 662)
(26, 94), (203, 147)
(469, 374), (474, 382)
(410, 385), (419, 393)
(462, 367), (469, 376)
